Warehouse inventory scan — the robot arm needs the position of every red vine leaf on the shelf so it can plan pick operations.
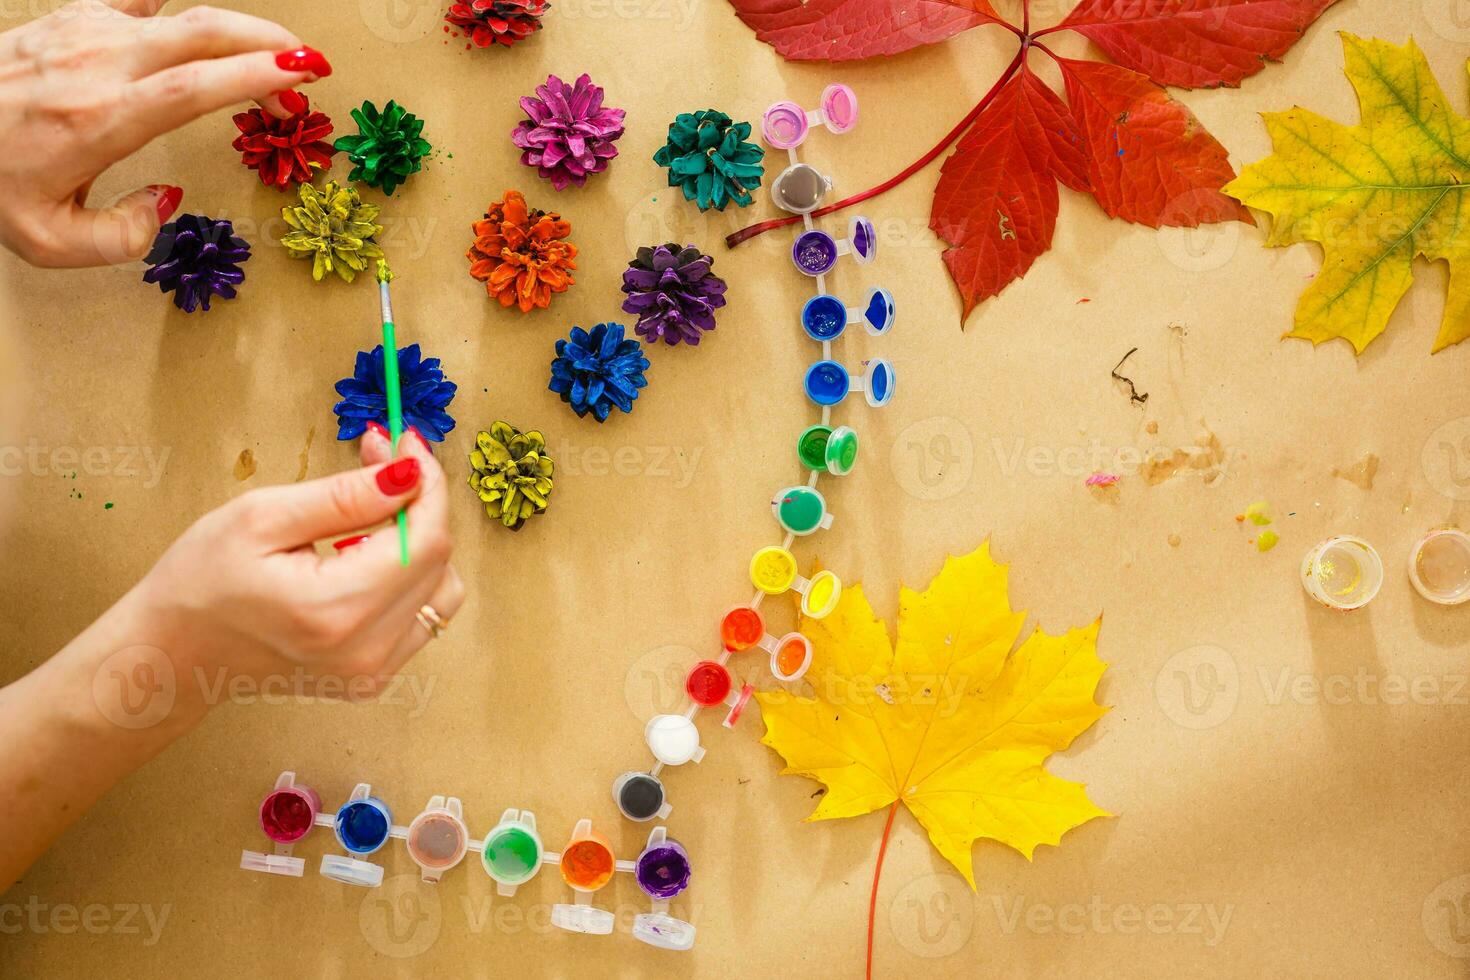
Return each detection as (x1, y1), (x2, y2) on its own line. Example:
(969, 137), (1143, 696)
(931, 65), (1090, 317)
(725, 0), (1004, 61)
(1056, 57), (1252, 228)
(1054, 0), (1339, 89)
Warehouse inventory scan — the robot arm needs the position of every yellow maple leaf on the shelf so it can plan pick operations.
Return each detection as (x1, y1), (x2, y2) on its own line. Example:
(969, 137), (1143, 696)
(1224, 34), (1470, 354)
(756, 544), (1110, 890)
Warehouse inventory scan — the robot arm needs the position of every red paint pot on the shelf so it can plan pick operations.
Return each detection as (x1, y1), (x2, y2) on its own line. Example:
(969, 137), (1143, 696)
(686, 661), (732, 707)
(259, 781), (321, 844)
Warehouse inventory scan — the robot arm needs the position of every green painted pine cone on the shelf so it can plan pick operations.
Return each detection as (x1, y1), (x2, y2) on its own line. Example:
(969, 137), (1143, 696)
(652, 109), (764, 212)
(334, 99), (432, 196)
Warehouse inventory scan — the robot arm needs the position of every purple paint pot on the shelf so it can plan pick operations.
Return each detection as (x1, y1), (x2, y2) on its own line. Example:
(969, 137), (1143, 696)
(635, 838), (692, 899)
(792, 230), (838, 277)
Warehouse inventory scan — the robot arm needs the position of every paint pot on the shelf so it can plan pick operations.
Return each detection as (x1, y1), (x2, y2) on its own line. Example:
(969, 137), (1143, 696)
(334, 796), (393, 854)
(750, 546), (798, 594)
(804, 360), (850, 406)
(259, 776), (320, 844)
(798, 424), (833, 470)
(481, 809), (543, 892)
(761, 101), (810, 148)
(613, 771), (671, 822)
(645, 714), (704, 766)
(1300, 535), (1383, 610)
(406, 796), (469, 882)
(1409, 527), (1470, 605)
(635, 836), (692, 900)
(772, 485), (834, 536)
(771, 163), (831, 214)
(800, 569), (842, 619)
(801, 294), (848, 341)
(686, 660), (733, 706)
(559, 822), (616, 891)
(771, 632), (813, 682)
(721, 605), (765, 651)
(792, 230), (838, 276)
(318, 782), (389, 887)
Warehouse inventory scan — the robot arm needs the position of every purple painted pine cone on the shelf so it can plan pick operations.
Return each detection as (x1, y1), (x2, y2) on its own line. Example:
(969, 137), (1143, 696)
(620, 243), (728, 346)
(510, 73), (625, 191)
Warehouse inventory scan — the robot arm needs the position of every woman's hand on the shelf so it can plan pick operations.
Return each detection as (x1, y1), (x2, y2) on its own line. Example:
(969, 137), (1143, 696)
(139, 423), (465, 701)
(0, 0), (330, 267)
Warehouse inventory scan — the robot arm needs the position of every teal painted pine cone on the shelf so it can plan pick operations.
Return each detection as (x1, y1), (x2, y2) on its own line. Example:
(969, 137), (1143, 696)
(334, 100), (432, 195)
(652, 109), (764, 212)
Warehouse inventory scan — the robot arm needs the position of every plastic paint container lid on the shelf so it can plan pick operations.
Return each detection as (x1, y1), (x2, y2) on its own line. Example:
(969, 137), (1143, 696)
(849, 216), (877, 263)
(860, 286), (895, 335)
(635, 837), (692, 900)
(335, 797), (393, 855)
(772, 485), (832, 536)
(821, 83), (858, 132)
(686, 660), (733, 706)
(825, 426), (859, 476)
(721, 605), (765, 651)
(645, 714), (704, 766)
(482, 823), (543, 886)
(406, 803), (469, 875)
(260, 782), (320, 844)
(1409, 528), (1470, 605)
(633, 912), (697, 951)
(801, 294), (848, 342)
(559, 827), (616, 891)
(804, 360), (850, 406)
(792, 230), (838, 277)
(771, 632), (813, 682)
(614, 771), (669, 822)
(863, 358), (895, 407)
(750, 546), (799, 594)
(798, 424), (833, 470)
(801, 569), (842, 619)
(319, 854), (385, 888)
(723, 683), (754, 728)
(762, 100), (809, 149)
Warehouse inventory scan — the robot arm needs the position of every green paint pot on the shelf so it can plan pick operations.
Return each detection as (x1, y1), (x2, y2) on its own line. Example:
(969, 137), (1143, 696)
(772, 485), (832, 536)
(482, 821), (543, 887)
(797, 425), (832, 470)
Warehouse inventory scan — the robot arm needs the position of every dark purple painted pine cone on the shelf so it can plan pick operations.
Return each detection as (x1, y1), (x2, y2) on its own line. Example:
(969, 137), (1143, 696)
(511, 73), (625, 190)
(142, 214), (250, 314)
(620, 243), (728, 346)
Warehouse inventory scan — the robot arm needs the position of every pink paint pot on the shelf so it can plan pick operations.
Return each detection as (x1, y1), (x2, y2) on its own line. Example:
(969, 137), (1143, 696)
(406, 795), (469, 882)
(259, 778), (321, 844)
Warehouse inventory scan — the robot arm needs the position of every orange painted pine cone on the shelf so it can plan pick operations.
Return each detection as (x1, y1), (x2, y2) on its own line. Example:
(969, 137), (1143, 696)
(467, 190), (577, 312)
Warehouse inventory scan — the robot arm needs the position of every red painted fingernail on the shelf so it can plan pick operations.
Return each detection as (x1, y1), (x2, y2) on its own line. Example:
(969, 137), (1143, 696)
(407, 426), (433, 453)
(375, 457), (420, 496)
(148, 185), (182, 223)
(365, 421), (390, 441)
(275, 89), (308, 115)
(275, 46), (331, 77)
(333, 534), (370, 552)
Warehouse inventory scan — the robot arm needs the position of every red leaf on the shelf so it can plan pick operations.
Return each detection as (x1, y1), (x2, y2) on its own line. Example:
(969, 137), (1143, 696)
(725, 0), (1004, 61)
(930, 65), (1089, 319)
(1055, 0), (1337, 89)
(1056, 56), (1252, 228)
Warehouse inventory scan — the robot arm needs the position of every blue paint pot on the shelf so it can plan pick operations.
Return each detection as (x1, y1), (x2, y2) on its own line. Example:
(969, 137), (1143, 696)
(804, 360), (850, 406)
(801, 295), (848, 342)
(335, 797), (393, 854)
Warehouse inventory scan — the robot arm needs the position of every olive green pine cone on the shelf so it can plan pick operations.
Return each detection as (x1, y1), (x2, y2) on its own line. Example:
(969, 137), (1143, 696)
(280, 180), (384, 283)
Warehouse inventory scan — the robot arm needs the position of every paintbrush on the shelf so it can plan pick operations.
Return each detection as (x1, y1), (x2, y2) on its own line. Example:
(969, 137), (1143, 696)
(376, 259), (410, 567)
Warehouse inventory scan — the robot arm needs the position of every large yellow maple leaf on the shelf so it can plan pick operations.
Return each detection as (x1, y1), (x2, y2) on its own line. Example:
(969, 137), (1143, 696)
(1225, 34), (1470, 354)
(756, 544), (1109, 890)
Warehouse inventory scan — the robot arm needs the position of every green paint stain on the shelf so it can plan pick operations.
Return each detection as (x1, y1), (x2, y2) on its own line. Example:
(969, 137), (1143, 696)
(104, 502), (114, 510)
(483, 826), (539, 883)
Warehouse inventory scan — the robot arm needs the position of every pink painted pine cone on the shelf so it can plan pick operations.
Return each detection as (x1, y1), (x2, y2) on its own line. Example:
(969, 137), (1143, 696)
(510, 73), (625, 190)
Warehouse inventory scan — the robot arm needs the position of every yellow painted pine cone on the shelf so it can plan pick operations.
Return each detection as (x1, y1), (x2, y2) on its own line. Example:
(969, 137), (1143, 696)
(468, 421), (554, 530)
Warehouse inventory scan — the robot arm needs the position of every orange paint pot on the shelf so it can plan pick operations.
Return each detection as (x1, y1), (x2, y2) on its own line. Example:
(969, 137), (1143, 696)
(559, 825), (616, 892)
(720, 606), (764, 652)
